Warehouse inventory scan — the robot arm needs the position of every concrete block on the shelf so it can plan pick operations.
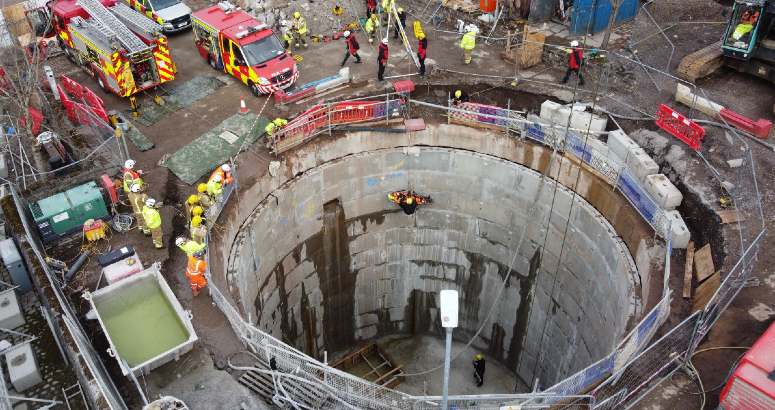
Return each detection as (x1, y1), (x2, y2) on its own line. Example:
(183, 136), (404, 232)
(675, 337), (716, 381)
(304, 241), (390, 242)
(317, 67), (350, 94)
(569, 111), (607, 133)
(625, 147), (659, 182)
(0, 290), (24, 330)
(727, 158), (743, 168)
(606, 129), (639, 162)
(539, 100), (562, 121)
(643, 174), (683, 210)
(675, 84), (724, 118)
(6, 343), (42, 392)
(665, 210), (690, 249)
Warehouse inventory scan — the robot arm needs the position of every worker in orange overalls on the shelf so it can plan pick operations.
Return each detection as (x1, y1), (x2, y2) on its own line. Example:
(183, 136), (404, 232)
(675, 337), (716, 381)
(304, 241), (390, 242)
(209, 163), (234, 184)
(186, 250), (207, 297)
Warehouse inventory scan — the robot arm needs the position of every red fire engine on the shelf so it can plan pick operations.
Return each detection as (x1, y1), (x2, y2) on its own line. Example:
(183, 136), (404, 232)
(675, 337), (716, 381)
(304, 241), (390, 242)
(26, 0), (175, 97)
(718, 320), (775, 409)
(192, 2), (298, 96)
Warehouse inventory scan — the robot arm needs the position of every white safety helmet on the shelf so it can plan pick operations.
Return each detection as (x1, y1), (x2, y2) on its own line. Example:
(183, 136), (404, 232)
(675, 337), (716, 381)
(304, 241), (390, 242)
(281, 19), (287, 26)
(125, 159), (135, 169)
(570, 40), (579, 47)
(213, 175), (223, 182)
(221, 164), (231, 172)
(470, 25), (479, 34)
(145, 198), (156, 207)
(175, 236), (186, 246)
(130, 183), (141, 193)
(343, 30), (350, 37)
(382, 38), (388, 44)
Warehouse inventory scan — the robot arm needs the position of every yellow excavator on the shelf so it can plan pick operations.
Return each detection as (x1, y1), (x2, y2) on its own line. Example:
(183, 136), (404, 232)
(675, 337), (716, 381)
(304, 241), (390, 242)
(678, 0), (775, 113)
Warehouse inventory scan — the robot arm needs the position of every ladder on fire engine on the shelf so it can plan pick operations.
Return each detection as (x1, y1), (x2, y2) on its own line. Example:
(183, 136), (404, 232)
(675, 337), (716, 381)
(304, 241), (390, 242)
(76, 0), (151, 55)
(387, 0), (420, 69)
(111, 3), (163, 37)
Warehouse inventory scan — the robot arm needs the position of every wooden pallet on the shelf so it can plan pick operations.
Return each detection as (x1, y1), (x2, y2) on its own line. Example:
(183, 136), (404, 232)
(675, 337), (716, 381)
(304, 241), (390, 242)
(444, 0), (479, 13)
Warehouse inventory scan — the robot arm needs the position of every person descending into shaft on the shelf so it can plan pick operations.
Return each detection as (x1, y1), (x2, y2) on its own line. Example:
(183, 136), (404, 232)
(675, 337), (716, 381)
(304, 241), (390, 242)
(265, 118), (288, 137)
(452, 89), (469, 106)
(280, 20), (293, 54)
(460, 25), (477, 65)
(292, 12), (308, 49)
(123, 159), (143, 193)
(393, 7), (406, 40)
(365, 14), (379, 44)
(378, 38), (389, 84)
(143, 198), (163, 249)
(186, 250), (207, 297)
(185, 195), (200, 223)
(341, 31), (362, 66)
(388, 190), (433, 215)
(176, 236), (204, 257)
(197, 183), (213, 210)
(190, 215), (207, 244)
(207, 175), (223, 199)
(210, 163), (234, 185)
(128, 183), (150, 236)
(472, 355), (486, 387)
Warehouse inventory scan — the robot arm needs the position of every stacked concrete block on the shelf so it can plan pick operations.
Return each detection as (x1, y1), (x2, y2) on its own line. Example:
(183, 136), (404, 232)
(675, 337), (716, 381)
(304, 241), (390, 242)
(569, 110), (607, 133)
(539, 101), (569, 125)
(0, 290), (24, 330)
(606, 129), (639, 162)
(625, 147), (659, 182)
(675, 84), (724, 118)
(317, 67), (351, 94)
(665, 210), (690, 249)
(643, 174), (683, 210)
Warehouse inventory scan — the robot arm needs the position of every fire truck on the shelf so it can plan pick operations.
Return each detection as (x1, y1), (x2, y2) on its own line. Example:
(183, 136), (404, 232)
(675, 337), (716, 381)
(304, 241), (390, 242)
(26, 0), (175, 97)
(192, 2), (298, 96)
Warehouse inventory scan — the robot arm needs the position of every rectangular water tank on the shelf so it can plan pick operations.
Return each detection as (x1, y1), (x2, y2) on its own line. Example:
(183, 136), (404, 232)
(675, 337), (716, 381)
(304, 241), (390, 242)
(0, 239), (32, 294)
(6, 342), (42, 392)
(0, 289), (24, 330)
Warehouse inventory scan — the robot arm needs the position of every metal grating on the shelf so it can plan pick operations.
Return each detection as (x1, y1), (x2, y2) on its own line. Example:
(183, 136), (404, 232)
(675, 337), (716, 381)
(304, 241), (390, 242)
(721, 378), (775, 410)
(111, 3), (163, 36)
(76, 0), (150, 54)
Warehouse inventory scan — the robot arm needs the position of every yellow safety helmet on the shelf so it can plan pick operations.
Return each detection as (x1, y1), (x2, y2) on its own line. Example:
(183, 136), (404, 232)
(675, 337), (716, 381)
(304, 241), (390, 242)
(398, 7), (403, 12)
(476, 355), (482, 360)
(294, 11), (300, 18)
(418, 33), (425, 39)
(191, 215), (203, 227)
(188, 195), (199, 204)
(455, 90), (462, 98)
(192, 206), (203, 216)
(198, 183), (208, 193)
(371, 13), (377, 19)
(406, 197), (413, 204)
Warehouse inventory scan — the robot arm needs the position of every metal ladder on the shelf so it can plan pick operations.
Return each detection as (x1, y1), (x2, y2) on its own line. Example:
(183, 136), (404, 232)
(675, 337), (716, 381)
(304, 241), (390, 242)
(111, 3), (163, 37)
(76, 0), (150, 54)
(389, 0), (420, 69)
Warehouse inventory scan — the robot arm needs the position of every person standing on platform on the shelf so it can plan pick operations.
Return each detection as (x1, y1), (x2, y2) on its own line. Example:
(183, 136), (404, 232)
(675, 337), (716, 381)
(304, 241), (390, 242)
(378, 38), (389, 84)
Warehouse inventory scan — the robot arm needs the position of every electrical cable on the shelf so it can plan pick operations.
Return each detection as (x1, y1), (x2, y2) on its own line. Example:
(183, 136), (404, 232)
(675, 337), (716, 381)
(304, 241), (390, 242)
(669, 346), (751, 410)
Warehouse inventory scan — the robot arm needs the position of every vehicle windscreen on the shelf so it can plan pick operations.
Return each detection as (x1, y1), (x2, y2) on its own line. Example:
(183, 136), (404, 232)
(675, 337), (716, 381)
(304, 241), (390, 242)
(724, 4), (762, 49)
(148, 0), (180, 11)
(242, 34), (285, 66)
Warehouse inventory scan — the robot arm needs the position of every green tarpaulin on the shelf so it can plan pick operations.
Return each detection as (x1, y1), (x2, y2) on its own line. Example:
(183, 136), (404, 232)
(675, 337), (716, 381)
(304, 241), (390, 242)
(125, 75), (226, 127)
(108, 110), (154, 151)
(166, 113), (270, 184)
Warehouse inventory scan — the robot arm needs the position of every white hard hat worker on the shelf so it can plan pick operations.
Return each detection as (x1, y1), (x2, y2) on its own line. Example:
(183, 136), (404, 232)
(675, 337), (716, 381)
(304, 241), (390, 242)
(130, 183), (141, 193)
(213, 175), (223, 183)
(175, 236), (186, 246)
(221, 164), (230, 172)
(281, 20), (287, 26)
(570, 40), (579, 47)
(125, 159), (135, 169)
(145, 198), (156, 207)
(344, 30), (350, 37)
(382, 38), (389, 44)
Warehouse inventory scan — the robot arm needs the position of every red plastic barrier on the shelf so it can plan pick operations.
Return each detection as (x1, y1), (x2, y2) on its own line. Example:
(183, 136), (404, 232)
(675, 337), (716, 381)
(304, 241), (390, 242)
(18, 108), (44, 134)
(717, 108), (772, 140)
(330, 102), (376, 124)
(274, 87), (316, 105)
(274, 105), (328, 144)
(60, 75), (84, 98)
(655, 104), (705, 150)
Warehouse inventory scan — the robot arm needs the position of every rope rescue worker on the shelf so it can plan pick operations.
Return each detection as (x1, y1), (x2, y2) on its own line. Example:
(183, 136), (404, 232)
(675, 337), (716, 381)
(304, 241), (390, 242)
(280, 20), (293, 54)
(207, 175), (223, 199)
(197, 183), (213, 210)
(388, 191), (429, 215)
(378, 38), (389, 84)
(210, 163), (234, 185)
(123, 159), (143, 193)
(460, 25), (477, 65)
(365, 14), (379, 44)
(143, 197), (163, 249)
(393, 7), (406, 40)
(190, 215), (207, 244)
(176, 236), (205, 257)
(341, 31), (362, 67)
(452, 89), (469, 106)
(186, 250), (207, 297)
(559, 40), (584, 86)
(128, 183), (150, 236)
(292, 12), (308, 50)
(472, 355), (486, 387)
(417, 33), (428, 78)
(265, 118), (288, 137)
(366, 0), (376, 21)
(185, 195), (200, 222)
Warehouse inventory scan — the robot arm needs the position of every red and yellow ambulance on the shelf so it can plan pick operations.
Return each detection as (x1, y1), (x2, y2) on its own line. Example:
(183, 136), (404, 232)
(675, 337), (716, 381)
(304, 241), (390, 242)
(192, 2), (298, 96)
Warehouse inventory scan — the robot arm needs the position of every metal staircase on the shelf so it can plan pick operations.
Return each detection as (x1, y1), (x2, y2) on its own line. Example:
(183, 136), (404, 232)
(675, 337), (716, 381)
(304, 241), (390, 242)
(76, 0), (150, 54)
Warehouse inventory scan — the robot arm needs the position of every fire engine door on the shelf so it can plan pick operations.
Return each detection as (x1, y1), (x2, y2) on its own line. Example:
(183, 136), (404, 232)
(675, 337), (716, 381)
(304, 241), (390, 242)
(221, 37), (250, 85)
(25, 6), (54, 38)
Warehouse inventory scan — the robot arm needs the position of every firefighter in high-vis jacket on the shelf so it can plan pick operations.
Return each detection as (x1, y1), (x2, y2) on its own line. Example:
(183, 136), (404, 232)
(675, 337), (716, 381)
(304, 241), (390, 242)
(128, 183), (150, 235)
(176, 236), (205, 257)
(365, 14), (379, 43)
(190, 215), (207, 244)
(292, 12), (308, 49)
(143, 198), (163, 248)
(186, 251), (207, 296)
(460, 25), (477, 65)
(123, 159), (143, 193)
(265, 118), (288, 137)
(280, 20), (293, 54)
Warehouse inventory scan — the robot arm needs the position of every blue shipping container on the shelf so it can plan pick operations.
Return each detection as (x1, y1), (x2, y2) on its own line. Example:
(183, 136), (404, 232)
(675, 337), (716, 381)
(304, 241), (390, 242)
(570, 0), (639, 36)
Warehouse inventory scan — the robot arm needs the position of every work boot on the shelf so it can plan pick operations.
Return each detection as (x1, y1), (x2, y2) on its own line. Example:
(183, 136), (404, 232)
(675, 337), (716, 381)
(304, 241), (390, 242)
(355, 59), (362, 63)
(340, 62), (346, 67)
(369, 38), (373, 43)
(579, 81), (585, 86)
(559, 80), (567, 84)
(304, 43), (308, 49)
(418, 73), (425, 79)
(295, 43), (300, 48)
(379, 80), (386, 85)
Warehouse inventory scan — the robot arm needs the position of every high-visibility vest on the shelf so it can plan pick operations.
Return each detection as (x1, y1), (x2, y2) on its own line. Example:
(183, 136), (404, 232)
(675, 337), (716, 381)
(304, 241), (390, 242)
(281, 27), (293, 42)
(732, 23), (753, 40)
(123, 168), (142, 192)
(143, 206), (161, 228)
(186, 257), (206, 277)
(265, 122), (276, 135)
(207, 179), (222, 196)
(210, 168), (233, 184)
(295, 17), (307, 34)
(178, 240), (204, 257)
(128, 192), (147, 213)
(365, 17), (379, 33)
(461, 32), (476, 50)
(273, 118), (288, 127)
(382, 0), (391, 13)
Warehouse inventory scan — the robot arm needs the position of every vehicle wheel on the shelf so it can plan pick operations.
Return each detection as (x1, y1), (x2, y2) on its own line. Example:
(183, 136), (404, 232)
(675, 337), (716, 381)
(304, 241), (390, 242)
(65, 46), (76, 64)
(248, 81), (260, 97)
(208, 55), (219, 70)
(95, 72), (108, 94)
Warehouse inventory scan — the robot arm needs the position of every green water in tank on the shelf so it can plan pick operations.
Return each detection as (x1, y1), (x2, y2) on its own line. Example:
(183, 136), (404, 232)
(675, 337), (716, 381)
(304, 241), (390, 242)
(96, 280), (189, 366)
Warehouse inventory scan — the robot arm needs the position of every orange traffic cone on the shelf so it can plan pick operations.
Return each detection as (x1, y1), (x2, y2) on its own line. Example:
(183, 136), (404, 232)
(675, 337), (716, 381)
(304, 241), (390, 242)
(238, 96), (250, 115)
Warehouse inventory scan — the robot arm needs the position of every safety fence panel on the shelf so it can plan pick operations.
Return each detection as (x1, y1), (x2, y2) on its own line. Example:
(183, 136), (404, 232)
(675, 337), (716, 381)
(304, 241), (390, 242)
(616, 168), (669, 237)
(654, 104), (705, 150)
(565, 131), (625, 182)
(0, 365), (11, 410)
(413, 394), (595, 409)
(450, 102), (509, 126)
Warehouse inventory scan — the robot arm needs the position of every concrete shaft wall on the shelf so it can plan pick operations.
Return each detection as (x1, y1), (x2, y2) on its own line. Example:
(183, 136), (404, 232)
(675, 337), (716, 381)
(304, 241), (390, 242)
(231, 146), (638, 388)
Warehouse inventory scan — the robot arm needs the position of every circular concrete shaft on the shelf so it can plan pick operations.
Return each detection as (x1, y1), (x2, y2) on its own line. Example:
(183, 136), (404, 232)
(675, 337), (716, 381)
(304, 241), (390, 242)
(230, 147), (639, 388)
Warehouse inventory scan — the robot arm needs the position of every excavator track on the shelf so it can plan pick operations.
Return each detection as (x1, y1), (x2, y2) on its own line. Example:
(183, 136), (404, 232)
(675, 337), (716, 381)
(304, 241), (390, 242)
(677, 43), (724, 83)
